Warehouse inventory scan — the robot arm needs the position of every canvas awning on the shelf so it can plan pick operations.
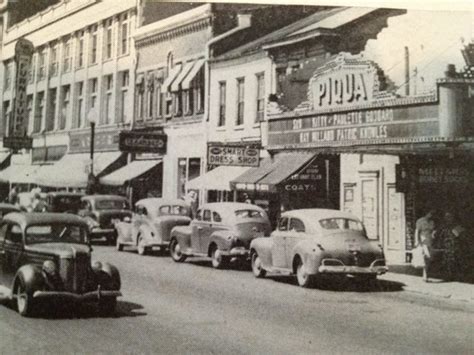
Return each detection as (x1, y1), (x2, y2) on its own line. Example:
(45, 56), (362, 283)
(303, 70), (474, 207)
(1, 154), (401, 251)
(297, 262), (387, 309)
(181, 58), (205, 89)
(186, 166), (250, 192)
(35, 151), (123, 188)
(231, 152), (316, 192)
(0, 164), (40, 184)
(162, 65), (182, 91)
(170, 61), (195, 92)
(100, 159), (162, 186)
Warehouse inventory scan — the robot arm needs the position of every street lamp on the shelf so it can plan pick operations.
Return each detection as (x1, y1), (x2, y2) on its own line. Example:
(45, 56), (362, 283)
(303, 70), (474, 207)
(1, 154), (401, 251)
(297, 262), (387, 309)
(86, 106), (98, 194)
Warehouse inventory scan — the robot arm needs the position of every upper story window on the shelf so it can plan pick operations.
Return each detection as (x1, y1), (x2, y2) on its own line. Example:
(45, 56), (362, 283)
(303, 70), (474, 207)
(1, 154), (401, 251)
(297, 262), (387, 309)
(103, 74), (113, 124)
(77, 31), (85, 68)
(4, 62), (12, 89)
(38, 49), (46, 81)
(218, 81), (226, 127)
(119, 13), (129, 56)
(118, 70), (129, 123)
(50, 43), (58, 77)
(104, 19), (113, 60)
(28, 54), (36, 84)
(63, 38), (72, 73)
(256, 72), (265, 122)
(89, 77), (98, 109)
(236, 77), (245, 126)
(90, 25), (98, 65)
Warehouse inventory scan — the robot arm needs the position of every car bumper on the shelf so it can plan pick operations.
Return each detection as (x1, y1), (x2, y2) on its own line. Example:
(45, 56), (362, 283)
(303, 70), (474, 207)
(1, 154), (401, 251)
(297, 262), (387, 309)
(32, 289), (122, 302)
(220, 247), (249, 258)
(318, 259), (388, 275)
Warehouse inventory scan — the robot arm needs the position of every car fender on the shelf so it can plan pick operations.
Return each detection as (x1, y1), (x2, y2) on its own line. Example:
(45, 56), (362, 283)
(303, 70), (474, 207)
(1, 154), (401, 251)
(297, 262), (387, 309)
(292, 240), (322, 275)
(94, 262), (121, 291)
(171, 225), (192, 250)
(250, 237), (273, 269)
(12, 264), (45, 295)
(115, 221), (133, 243)
(137, 224), (157, 244)
(209, 231), (233, 251)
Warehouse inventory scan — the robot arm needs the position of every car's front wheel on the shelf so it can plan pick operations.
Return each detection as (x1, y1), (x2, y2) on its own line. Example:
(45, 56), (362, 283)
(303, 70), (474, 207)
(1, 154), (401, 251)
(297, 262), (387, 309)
(137, 236), (151, 256)
(211, 246), (228, 269)
(251, 251), (266, 278)
(295, 257), (314, 288)
(16, 279), (34, 317)
(169, 238), (187, 262)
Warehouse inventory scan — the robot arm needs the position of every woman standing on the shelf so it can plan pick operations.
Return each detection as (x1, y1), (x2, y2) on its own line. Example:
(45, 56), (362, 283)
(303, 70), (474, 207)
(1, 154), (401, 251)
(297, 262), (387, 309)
(415, 210), (436, 282)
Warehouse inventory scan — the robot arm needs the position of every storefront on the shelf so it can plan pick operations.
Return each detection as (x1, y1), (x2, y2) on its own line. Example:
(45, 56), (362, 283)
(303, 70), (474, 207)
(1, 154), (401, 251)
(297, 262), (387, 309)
(264, 53), (474, 263)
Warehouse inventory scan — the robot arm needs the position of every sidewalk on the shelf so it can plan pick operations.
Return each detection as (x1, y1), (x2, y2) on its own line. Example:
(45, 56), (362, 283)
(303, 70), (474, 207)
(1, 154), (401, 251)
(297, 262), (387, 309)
(379, 269), (474, 303)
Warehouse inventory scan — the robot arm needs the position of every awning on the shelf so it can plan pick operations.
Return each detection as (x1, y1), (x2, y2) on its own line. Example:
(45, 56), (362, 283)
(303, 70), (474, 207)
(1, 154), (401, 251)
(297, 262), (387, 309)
(162, 65), (182, 91)
(0, 164), (40, 184)
(100, 159), (162, 186)
(35, 151), (123, 188)
(0, 152), (11, 166)
(181, 58), (205, 89)
(186, 166), (250, 191)
(170, 61), (195, 92)
(231, 152), (316, 192)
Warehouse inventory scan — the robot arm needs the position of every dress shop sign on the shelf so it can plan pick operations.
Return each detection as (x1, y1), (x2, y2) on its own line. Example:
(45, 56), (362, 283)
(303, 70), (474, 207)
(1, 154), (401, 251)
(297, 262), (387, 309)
(267, 54), (440, 149)
(208, 144), (260, 167)
(3, 38), (34, 150)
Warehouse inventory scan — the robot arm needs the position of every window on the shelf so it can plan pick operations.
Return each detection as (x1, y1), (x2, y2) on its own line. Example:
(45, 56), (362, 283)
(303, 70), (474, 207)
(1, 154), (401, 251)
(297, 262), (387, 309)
(119, 14), (129, 56)
(63, 39), (72, 73)
(235, 210), (264, 219)
(28, 54), (36, 84)
(50, 44), (58, 77)
(278, 217), (288, 231)
(25, 224), (87, 245)
(26, 95), (33, 132)
(77, 32), (85, 68)
(4, 62), (12, 90)
(155, 80), (162, 118)
(174, 91), (182, 116)
(147, 74), (154, 119)
(177, 157), (201, 199)
(118, 71), (129, 123)
(203, 210), (211, 222)
(34, 91), (45, 133)
(289, 218), (305, 233)
(104, 19), (113, 60)
(218, 81), (226, 127)
(90, 26), (98, 64)
(276, 67), (286, 94)
(103, 74), (113, 125)
(3, 101), (10, 134)
(59, 85), (70, 130)
(96, 199), (129, 210)
(38, 49), (46, 80)
(256, 73), (265, 122)
(137, 81), (144, 121)
(319, 218), (365, 232)
(183, 89), (193, 116)
(76, 82), (84, 128)
(46, 88), (57, 131)
(89, 78), (98, 110)
(212, 212), (222, 223)
(236, 78), (245, 126)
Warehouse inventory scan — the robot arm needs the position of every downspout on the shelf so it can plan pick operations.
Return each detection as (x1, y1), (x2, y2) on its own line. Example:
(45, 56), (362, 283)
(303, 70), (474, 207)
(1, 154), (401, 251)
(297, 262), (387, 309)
(201, 13), (252, 204)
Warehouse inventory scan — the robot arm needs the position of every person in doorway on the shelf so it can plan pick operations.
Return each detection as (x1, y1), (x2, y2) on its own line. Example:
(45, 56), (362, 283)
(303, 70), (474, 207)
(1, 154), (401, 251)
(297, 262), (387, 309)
(8, 185), (19, 205)
(184, 190), (198, 219)
(436, 212), (466, 281)
(415, 209), (436, 282)
(31, 191), (47, 212)
(242, 193), (252, 204)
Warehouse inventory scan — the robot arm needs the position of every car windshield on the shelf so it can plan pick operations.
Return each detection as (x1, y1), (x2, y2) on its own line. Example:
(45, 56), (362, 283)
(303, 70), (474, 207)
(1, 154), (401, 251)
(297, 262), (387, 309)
(319, 218), (365, 232)
(96, 199), (129, 210)
(158, 205), (189, 216)
(53, 196), (82, 211)
(25, 224), (88, 244)
(235, 209), (264, 219)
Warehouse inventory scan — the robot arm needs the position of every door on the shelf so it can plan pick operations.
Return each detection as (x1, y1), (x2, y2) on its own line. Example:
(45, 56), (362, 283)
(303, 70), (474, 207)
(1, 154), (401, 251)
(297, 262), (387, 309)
(1, 223), (23, 287)
(286, 218), (306, 266)
(272, 217), (289, 268)
(361, 177), (379, 240)
(386, 184), (402, 250)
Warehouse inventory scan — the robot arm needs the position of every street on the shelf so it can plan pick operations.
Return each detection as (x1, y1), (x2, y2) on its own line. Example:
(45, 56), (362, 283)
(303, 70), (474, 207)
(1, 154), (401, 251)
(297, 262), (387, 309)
(1, 245), (472, 354)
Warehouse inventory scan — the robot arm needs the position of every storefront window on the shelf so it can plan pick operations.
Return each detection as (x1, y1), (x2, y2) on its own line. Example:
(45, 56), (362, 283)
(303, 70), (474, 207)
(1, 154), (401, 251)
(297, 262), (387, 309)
(177, 157), (201, 199)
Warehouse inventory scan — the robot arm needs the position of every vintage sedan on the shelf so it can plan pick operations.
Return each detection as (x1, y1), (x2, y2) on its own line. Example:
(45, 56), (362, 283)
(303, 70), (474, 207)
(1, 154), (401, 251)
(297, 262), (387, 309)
(169, 202), (271, 268)
(0, 212), (121, 316)
(45, 192), (84, 214)
(78, 195), (132, 244)
(250, 209), (388, 287)
(115, 198), (192, 255)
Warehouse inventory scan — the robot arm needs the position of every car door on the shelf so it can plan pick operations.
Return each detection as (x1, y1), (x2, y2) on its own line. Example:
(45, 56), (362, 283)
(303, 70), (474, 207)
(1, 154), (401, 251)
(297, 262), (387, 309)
(199, 209), (213, 252)
(286, 218), (306, 266)
(191, 209), (203, 251)
(1, 222), (23, 287)
(272, 217), (289, 268)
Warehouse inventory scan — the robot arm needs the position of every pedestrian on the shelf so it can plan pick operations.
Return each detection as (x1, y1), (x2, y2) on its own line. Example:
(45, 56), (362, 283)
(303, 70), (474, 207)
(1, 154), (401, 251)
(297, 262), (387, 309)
(31, 189), (47, 212)
(436, 212), (465, 281)
(414, 209), (436, 282)
(184, 190), (198, 218)
(8, 185), (19, 205)
(242, 193), (252, 204)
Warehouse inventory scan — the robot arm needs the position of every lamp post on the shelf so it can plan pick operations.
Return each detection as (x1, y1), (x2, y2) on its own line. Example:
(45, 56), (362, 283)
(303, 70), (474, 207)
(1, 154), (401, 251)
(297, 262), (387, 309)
(87, 107), (98, 194)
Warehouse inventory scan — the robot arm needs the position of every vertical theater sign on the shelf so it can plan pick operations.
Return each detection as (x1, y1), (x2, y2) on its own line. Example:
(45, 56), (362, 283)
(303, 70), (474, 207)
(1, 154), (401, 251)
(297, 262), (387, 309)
(3, 38), (34, 150)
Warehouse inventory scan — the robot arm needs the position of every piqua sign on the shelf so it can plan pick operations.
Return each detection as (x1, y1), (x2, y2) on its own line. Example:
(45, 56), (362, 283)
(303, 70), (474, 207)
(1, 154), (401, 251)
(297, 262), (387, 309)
(208, 144), (260, 167)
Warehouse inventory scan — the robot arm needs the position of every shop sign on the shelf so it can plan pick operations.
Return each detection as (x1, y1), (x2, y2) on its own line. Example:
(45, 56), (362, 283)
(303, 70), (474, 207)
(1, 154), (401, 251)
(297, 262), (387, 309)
(416, 166), (470, 184)
(268, 104), (439, 149)
(119, 131), (167, 154)
(280, 158), (325, 194)
(69, 130), (119, 153)
(207, 145), (260, 167)
(3, 136), (32, 150)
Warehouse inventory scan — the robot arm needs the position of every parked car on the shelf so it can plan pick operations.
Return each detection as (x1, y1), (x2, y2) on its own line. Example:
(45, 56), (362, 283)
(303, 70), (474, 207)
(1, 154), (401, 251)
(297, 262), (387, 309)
(250, 209), (388, 287)
(45, 192), (84, 214)
(78, 195), (132, 244)
(169, 202), (271, 268)
(0, 212), (121, 316)
(115, 198), (192, 255)
(0, 203), (21, 218)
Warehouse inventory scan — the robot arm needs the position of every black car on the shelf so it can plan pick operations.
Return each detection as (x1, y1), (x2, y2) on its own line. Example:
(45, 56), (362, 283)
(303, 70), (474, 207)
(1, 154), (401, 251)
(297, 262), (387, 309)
(45, 192), (85, 214)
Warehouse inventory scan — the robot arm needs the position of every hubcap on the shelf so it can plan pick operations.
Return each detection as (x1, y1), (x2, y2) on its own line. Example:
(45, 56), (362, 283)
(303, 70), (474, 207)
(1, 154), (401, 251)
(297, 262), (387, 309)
(17, 287), (26, 313)
(252, 255), (261, 274)
(297, 263), (307, 284)
(212, 249), (221, 267)
(172, 242), (181, 258)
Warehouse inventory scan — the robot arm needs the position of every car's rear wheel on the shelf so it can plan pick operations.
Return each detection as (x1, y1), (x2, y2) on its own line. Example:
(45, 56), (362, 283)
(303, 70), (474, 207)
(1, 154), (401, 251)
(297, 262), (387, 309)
(169, 238), (186, 262)
(296, 258), (314, 288)
(16, 279), (34, 317)
(251, 251), (266, 278)
(98, 297), (117, 316)
(211, 246), (227, 269)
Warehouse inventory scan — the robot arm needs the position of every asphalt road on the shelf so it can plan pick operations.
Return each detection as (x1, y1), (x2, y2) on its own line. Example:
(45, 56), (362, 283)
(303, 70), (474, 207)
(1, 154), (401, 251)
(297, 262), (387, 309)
(0, 245), (472, 354)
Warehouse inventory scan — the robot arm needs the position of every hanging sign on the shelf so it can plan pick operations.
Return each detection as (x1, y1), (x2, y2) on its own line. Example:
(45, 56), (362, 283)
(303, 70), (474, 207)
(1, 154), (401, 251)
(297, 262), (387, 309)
(207, 144), (260, 167)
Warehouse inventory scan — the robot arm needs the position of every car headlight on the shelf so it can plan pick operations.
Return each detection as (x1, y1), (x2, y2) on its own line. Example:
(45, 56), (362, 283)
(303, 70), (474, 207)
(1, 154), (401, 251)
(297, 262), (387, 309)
(92, 261), (103, 271)
(42, 260), (57, 275)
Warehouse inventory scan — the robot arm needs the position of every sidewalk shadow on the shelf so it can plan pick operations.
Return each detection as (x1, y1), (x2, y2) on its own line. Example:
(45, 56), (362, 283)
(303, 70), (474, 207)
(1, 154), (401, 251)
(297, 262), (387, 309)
(187, 258), (252, 272)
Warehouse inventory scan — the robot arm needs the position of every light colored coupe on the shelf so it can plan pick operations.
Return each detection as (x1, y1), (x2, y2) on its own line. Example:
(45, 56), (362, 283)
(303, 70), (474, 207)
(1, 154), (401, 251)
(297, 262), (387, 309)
(250, 209), (388, 287)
